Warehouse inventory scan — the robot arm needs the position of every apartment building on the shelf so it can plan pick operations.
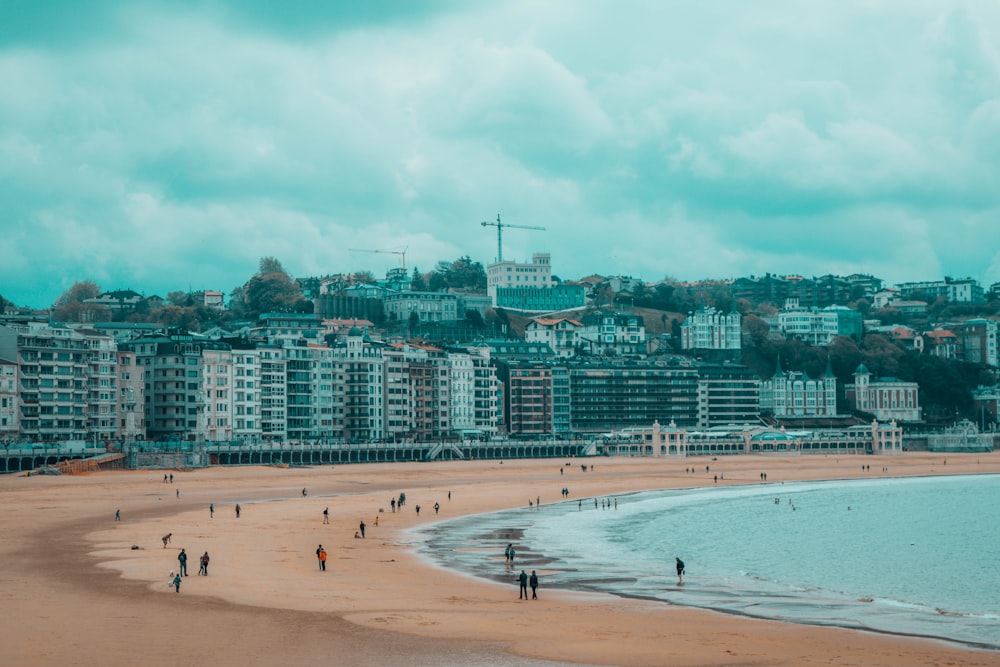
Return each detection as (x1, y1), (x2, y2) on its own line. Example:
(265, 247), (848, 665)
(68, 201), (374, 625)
(0, 323), (127, 442)
(896, 278), (984, 303)
(331, 328), (384, 443)
(567, 359), (700, 432)
(202, 348), (233, 442)
(695, 362), (761, 427)
(115, 350), (145, 443)
(120, 333), (232, 441)
(494, 360), (554, 436)
(949, 319), (998, 368)
(231, 348), (263, 442)
(258, 346), (288, 442)
(0, 359), (19, 437)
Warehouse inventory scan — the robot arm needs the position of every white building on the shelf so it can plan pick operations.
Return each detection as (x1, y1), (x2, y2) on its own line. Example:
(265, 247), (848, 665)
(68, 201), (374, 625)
(332, 328), (385, 443)
(525, 318), (583, 358)
(680, 306), (741, 351)
(0, 359), (19, 437)
(896, 278), (984, 303)
(760, 360), (838, 418)
(232, 349), (263, 442)
(202, 348), (233, 442)
(258, 346), (288, 442)
(487, 252), (553, 305)
(772, 305), (863, 345)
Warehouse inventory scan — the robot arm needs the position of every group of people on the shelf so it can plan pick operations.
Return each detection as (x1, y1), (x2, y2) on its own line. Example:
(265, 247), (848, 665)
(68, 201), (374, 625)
(517, 570), (539, 599)
(169, 549), (210, 592)
(316, 544), (328, 571)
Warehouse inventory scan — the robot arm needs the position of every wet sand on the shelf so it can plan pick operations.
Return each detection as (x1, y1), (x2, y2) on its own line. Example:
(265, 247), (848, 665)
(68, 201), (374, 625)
(2, 452), (998, 666)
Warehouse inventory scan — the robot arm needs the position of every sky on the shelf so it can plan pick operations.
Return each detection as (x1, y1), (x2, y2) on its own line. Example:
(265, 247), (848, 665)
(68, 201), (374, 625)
(2, 0), (1000, 309)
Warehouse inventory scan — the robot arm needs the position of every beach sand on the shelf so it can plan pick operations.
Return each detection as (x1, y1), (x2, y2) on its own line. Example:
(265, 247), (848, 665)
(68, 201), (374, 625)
(2, 452), (998, 666)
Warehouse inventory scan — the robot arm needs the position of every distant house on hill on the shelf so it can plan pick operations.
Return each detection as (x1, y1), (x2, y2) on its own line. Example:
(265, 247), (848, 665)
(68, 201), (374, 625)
(84, 289), (144, 311)
(525, 317), (583, 358)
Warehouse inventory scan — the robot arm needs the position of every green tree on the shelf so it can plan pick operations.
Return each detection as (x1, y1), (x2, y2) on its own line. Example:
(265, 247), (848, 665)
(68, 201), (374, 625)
(240, 258), (308, 317)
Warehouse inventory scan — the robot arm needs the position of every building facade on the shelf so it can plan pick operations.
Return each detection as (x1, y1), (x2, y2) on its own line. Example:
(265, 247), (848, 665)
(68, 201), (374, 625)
(680, 306), (741, 352)
(759, 362), (838, 418)
(773, 305), (863, 345)
(695, 363), (761, 427)
(0, 359), (19, 438)
(524, 318), (583, 358)
(845, 364), (921, 422)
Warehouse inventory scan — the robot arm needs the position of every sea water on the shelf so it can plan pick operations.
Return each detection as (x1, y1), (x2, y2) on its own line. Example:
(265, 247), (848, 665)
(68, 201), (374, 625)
(415, 474), (1000, 649)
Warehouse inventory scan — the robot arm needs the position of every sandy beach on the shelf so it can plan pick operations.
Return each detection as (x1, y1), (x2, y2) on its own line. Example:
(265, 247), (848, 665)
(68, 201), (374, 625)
(2, 452), (998, 667)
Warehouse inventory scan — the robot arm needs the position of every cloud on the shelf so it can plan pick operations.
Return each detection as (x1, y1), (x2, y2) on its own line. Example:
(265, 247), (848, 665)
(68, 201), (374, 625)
(1, 0), (999, 308)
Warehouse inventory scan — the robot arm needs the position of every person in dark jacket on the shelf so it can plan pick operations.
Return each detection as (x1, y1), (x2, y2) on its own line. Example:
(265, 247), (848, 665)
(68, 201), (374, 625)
(529, 570), (539, 599)
(518, 570), (528, 599)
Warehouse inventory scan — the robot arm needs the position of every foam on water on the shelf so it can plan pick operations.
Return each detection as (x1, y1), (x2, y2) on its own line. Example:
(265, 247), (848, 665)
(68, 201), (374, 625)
(415, 474), (1000, 650)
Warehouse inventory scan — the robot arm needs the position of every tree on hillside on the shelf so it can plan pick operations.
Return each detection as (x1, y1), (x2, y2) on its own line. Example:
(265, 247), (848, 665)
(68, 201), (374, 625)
(166, 290), (191, 307)
(231, 257), (309, 318)
(428, 256), (487, 291)
(259, 257), (286, 275)
(52, 280), (103, 322)
(411, 267), (427, 291)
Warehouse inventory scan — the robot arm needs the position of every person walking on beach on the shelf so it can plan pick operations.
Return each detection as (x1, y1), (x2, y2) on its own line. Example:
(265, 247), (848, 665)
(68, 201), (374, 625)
(162, 533), (172, 548)
(323, 507), (329, 524)
(529, 570), (538, 599)
(434, 502), (440, 514)
(319, 547), (327, 571)
(235, 504), (241, 518)
(176, 488), (180, 498)
(505, 543), (512, 563)
(359, 520), (366, 538)
(316, 545), (325, 571)
(675, 557), (685, 585)
(115, 509), (120, 521)
(518, 570), (528, 599)
(178, 548), (188, 576)
(172, 572), (182, 593)
(170, 473), (173, 483)
(163, 474), (168, 483)
(199, 552), (210, 575)
(210, 503), (214, 518)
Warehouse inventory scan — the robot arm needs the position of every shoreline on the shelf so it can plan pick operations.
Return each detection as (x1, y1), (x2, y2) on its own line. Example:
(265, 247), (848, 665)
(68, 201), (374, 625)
(412, 474), (1000, 653)
(3, 453), (999, 666)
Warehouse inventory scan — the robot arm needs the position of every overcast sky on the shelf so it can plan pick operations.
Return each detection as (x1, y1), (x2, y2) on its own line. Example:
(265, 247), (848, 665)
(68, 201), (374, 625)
(2, 1), (1000, 309)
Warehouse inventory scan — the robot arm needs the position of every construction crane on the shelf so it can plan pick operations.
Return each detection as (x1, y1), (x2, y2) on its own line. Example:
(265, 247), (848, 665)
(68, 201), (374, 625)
(480, 214), (545, 263)
(348, 247), (408, 271)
